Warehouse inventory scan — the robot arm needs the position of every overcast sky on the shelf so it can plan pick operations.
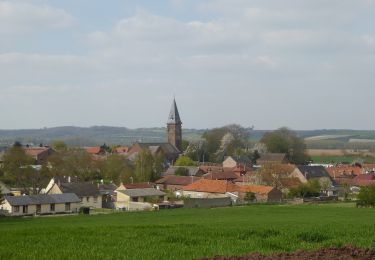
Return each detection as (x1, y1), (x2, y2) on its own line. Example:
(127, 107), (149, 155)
(0, 0), (374, 130)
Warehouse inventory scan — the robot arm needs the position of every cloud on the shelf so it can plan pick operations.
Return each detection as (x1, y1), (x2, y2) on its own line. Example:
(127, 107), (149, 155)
(0, 1), (74, 33)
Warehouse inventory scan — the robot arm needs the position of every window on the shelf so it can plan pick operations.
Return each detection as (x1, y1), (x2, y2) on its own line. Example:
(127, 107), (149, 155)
(23, 205), (28, 214)
(36, 205), (41, 213)
(14, 206), (19, 213)
(80, 197), (83, 202)
(50, 204), (55, 212)
(93, 196), (98, 203)
(86, 197), (90, 202)
(65, 203), (70, 211)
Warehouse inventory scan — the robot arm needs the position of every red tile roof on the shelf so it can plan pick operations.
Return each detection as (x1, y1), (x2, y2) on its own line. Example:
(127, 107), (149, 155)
(183, 179), (238, 193)
(115, 146), (129, 154)
(85, 147), (102, 155)
(24, 147), (50, 157)
(279, 177), (302, 188)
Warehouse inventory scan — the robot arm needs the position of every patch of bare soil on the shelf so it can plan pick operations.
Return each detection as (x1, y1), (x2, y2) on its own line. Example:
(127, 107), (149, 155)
(201, 246), (375, 260)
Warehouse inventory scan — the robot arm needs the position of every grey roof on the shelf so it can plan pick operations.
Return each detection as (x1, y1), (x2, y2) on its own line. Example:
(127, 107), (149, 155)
(59, 182), (100, 197)
(118, 188), (165, 197)
(164, 166), (202, 176)
(297, 166), (331, 179)
(167, 99), (182, 125)
(4, 193), (80, 206)
(137, 143), (180, 154)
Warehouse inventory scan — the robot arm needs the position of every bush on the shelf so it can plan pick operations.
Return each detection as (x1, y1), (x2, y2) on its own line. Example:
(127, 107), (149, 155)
(289, 180), (321, 198)
(175, 167), (189, 176)
(357, 185), (375, 207)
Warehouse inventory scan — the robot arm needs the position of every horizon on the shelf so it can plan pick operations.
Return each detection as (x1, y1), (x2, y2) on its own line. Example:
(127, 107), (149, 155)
(1, 1), (375, 130)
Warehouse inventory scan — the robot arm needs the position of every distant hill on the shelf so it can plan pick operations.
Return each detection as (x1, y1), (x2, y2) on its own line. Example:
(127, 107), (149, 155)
(0, 126), (206, 147)
(0, 127), (374, 149)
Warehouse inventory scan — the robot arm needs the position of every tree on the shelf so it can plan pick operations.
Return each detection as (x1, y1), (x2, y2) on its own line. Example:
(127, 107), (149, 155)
(52, 140), (68, 152)
(175, 156), (196, 166)
(135, 150), (165, 182)
(202, 124), (251, 162)
(261, 127), (309, 164)
(175, 167), (189, 176)
(357, 185), (375, 207)
(48, 148), (99, 182)
(244, 192), (256, 203)
(2, 145), (42, 194)
(96, 154), (134, 185)
(289, 180), (321, 198)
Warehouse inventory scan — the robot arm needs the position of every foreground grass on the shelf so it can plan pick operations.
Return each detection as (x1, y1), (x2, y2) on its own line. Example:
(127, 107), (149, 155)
(0, 204), (374, 259)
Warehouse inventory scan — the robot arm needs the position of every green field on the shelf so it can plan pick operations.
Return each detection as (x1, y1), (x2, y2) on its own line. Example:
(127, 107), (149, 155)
(311, 155), (375, 164)
(0, 204), (375, 259)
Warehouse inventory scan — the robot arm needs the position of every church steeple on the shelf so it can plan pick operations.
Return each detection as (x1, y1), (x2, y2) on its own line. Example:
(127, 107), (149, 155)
(167, 98), (182, 151)
(168, 98), (182, 125)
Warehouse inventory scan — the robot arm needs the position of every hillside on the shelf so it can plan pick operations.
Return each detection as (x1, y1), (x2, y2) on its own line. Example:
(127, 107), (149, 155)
(0, 127), (375, 148)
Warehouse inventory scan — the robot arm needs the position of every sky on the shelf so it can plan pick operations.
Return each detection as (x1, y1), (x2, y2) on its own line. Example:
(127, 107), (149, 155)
(0, 0), (375, 130)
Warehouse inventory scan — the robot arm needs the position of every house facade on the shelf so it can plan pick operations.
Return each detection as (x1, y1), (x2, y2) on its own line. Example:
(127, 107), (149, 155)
(47, 182), (102, 208)
(115, 188), (166, 211)
(1, 193), (80, 216)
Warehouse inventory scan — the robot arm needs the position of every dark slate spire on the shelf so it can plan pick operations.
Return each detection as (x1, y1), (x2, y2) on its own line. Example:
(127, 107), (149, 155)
(167, 98), (182, 125)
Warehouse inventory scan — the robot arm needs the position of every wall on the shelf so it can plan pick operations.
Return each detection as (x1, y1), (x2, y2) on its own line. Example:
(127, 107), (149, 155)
(182, 190), (229, 199)
(223, 157), (237, 168)
(1, 201), (79, 216)
(184, 197), (232, 208)
(79, 196), (102, 209)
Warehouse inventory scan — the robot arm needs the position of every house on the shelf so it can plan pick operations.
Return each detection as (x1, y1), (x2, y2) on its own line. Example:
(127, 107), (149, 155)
(223, 156), (252, 168)
(47, 182), (102, 208)
(99, 183), (117, 209)
(155, 176), (201, 191)
(257, 153), (288, 165)
(115, 188), (166, 211)
(163, 166), (204, 177)
(291, 166), (336, 196)
(24, 146), (54, 164)
(1, 193), (80, 216)
(279, 177), (302, 193)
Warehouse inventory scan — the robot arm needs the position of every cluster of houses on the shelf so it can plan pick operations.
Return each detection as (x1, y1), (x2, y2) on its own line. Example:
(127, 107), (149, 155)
(1, 99), (375, 216)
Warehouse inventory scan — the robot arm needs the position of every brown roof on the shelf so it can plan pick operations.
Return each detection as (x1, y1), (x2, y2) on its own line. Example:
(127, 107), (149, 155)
(203, 171), (240, 181)
(279, 177), (302, 188)
(183, 179), (277, 195)
(183, 179), (238, 193)
(257, 153), (287, 164)
(123, 183), (154, 189)
(155, 176), (202, 186)
(238, 185), (274, 195)
(24, 147), (52, 157)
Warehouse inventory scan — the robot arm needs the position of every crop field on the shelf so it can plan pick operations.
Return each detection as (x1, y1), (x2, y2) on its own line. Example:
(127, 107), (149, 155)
(0, 204), (375, 259)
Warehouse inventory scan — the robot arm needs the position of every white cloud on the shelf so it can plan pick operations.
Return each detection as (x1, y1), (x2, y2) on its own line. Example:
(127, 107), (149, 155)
(0, 1), (74, 33)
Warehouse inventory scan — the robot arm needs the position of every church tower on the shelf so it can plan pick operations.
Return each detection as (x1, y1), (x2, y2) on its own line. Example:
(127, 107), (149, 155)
(167, 98), (182, 151)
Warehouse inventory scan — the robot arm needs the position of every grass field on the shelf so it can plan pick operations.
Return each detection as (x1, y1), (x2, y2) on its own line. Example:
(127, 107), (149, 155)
(0, 204), (375, 259)
(311, 155), (375, 164)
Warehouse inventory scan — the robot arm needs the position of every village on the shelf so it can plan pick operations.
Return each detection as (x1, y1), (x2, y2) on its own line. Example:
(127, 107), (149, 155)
(1, 99), (374, 217)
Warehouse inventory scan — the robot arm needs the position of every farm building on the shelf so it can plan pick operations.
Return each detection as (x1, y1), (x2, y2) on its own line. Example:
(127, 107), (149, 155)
(1, 193), (80, 216)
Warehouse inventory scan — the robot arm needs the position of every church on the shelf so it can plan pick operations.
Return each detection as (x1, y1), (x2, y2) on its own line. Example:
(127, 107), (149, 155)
(127, 99), (182, 163)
